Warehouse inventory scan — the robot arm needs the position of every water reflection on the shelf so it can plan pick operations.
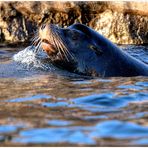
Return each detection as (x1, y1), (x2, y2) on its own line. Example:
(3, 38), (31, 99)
(13, 127), (95, 145)
(0, 125), (18, 134)
(4, 94), (51, 103)
(0, 45), (148, 146)
(11, 120), (148, 145)
(91, 120), (148, 138)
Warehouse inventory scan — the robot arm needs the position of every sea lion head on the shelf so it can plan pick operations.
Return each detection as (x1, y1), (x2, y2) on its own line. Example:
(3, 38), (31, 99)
(37, 23), (111, 77)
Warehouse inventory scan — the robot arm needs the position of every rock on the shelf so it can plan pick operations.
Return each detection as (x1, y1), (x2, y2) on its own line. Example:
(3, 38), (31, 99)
(0, 2), (37, 43)
(0, 1), (148, 45)
(107, 2), (148, 16)
(90, 10), (148, 44)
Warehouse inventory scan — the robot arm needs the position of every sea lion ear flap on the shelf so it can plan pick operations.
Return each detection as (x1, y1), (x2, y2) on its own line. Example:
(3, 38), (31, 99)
(88, 45), (103, 56)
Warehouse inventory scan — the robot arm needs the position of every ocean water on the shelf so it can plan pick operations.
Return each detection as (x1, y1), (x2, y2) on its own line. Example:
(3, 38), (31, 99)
(0, 45), (147, 146)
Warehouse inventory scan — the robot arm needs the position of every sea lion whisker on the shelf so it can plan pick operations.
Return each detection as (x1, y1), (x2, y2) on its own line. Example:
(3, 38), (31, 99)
(30, 37), (39, 46)
(34, 41), (40, 53)
(54, 32), (70, 61)
(47, 35), (52, 45)
(34, 40), (41, 53)
(33, 29), (38, 35)
(52, 31), (69, 61)
(31, 30), (39, 41)
(59, 39), (74, 61)
(31, 31), (40, 43)
(54, 30), (71, 60)
(37, 41), (42, 53)
(54, 38), (63, 59)
(32, 37), (40, 44)
(56, 32), (71, 54)
(51, 30), (56, 45)
(30, 37), (35, 42)
(49, 33), (53, 43)
(31, 36), (39, 42)
(56, 37), (69, 61)
(31, 37), (41, 47)
(58, 35), (75, 60)
(50, 30), (65, 60)
(59, 41), (70, 61)
(50, 30), (60, 56)
(52, 32), (60, 50)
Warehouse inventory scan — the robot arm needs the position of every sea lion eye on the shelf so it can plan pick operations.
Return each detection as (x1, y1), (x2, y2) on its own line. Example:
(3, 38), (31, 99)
(66, 29), (78, 40)
(70, 31), (79, 40)
(71, 34), (77, 40)
(88, 45), (103, 56)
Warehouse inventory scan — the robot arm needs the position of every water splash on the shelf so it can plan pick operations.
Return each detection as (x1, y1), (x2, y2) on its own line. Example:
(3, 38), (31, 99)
(13, 46), (53, 71)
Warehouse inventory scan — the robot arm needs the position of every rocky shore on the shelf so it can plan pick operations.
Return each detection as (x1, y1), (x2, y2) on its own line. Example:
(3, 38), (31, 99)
(0, 1), (148, 45)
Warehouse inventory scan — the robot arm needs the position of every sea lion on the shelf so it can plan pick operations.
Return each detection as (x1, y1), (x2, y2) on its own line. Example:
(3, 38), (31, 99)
(36, 23), (148, 77)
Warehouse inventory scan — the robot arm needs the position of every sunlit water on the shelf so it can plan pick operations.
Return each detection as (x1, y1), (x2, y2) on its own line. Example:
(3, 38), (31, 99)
(0, 45), (148, 146)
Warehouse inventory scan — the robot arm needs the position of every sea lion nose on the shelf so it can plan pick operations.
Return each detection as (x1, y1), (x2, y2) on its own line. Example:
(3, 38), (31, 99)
(41, 24), (46, 30)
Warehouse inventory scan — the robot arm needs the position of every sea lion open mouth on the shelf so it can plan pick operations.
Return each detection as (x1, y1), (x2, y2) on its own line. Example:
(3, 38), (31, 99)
(32, 23), (77, 72)
(40, 24), (74, 61)
(41, 39), (57, 56)
(42, 39), (50, 45)
(32, 23), (148, 77)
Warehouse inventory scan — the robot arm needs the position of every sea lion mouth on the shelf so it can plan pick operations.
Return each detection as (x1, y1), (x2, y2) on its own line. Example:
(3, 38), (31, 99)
(31, 23), (76, 71)
(32, 24), (73, 60)
(42, 39), (50, 44)
(41, 39), (57, 55)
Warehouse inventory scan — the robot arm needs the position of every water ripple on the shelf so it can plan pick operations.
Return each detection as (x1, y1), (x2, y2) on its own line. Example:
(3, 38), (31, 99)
(3, 94), (52, 103)
(91, 120), (148, 139)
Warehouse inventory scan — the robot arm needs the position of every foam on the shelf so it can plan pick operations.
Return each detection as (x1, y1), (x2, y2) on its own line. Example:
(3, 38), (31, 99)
(13, 46), (53, 71)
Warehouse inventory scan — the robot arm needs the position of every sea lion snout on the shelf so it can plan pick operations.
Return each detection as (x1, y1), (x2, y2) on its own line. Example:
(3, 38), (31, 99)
(39, 24), (50, 40)
(40, 24), (46, 30)
(39, 24), (58, 55)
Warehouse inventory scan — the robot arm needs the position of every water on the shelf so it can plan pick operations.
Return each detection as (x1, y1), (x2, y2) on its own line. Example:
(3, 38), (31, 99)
(0, 45), (148, 146)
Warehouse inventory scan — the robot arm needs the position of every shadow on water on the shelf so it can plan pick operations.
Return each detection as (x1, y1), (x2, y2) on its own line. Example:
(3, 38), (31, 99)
(0, 45), (148, 146)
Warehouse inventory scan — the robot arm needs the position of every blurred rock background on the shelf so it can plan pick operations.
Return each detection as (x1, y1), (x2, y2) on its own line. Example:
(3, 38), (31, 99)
(0, 1), (148, 45)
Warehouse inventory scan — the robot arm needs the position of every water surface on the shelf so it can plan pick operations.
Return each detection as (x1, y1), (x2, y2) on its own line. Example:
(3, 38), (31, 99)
(0, 45), (148, 146)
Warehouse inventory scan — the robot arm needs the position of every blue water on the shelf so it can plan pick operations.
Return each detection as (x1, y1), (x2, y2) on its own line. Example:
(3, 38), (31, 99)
(0, 45), (148, 146)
